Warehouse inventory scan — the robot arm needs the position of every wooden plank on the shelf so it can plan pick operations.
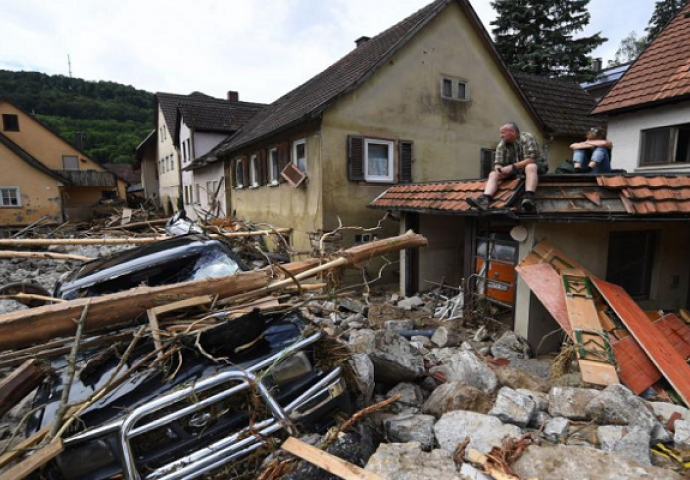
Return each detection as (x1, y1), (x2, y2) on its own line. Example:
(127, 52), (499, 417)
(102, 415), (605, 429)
(579, 359), (619, 386)
(515, 263), (572, 337)
(594, 278), (690, 406)
(0, 439), (63, 480)
(655, 314), (690, 360)
(680, 309), (690, 324)
(151, 295), (213, 315)
(0, 359), (47, 417)
(146, 309), (164, 356)
(466, 449), (522, 480)
(612, 334), (662, 394)
(0, 425), (50, 469)
(281, 437), (388, 480)
(531, 239), (593, 275)
(598, 310), (617, 331)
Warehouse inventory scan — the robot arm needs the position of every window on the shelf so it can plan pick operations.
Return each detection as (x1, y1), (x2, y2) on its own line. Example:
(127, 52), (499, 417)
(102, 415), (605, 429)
(195, 184), (201, 204)
(2, 114), (19, 132)
(183, 142), (187, 163)
(364, 139), (394, 182)
(249, 155), (260, 187)
(62, 155), (79, 170)
(206, 181), (213, 203)
(440, 76), (470, 102)
(640, 124), (690, 165)
(187, 139), (193, 160)
(292, 139), (306, 172)
(0, 187), (20, 207)
(235, 158), (245, 188)
(480, 149), (496, 178)
(268, 148), (280, 185)
(606, 231), (656, 299)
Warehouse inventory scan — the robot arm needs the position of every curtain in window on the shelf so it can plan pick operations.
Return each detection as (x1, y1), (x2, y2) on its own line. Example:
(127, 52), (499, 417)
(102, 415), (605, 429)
(367, 144), (389, 176)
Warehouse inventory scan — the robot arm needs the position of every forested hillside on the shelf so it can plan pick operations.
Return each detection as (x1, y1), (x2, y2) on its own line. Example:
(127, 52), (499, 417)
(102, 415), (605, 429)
(0, 70), (153, 164)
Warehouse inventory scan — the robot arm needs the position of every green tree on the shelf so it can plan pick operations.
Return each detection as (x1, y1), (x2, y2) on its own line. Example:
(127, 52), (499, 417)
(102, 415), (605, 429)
(491, 0), (606, 81)
(608, 31), (648, 67)
(646, 0), (686, 41)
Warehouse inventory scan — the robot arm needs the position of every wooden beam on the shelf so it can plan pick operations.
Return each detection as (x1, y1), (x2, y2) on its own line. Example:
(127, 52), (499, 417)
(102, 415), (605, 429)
(151, 295), (214, 315)
(281, 437), (388, 480)
(0, 251), (94, 262)
(0, 425), (50, 470)
(0, 439), (63, 480)
(0, 359), (48, 417)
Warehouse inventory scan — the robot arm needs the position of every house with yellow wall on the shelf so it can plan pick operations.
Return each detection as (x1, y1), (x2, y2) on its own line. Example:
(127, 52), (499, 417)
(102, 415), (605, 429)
(0, 98), (127, 227)
(207, 0), (549, 259)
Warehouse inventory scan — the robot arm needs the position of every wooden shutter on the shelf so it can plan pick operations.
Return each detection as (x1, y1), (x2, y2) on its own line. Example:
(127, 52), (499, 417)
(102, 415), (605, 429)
(278, 142), (290, 183)
(348, 136), (365, 181)
(480, 149), (495, 179)
(399, 140), (413, 184)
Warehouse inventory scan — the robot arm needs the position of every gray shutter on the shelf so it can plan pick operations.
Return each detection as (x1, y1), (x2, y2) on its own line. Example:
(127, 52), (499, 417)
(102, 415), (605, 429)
(399, 140), (413, 183)
(348, 136), (365, 181)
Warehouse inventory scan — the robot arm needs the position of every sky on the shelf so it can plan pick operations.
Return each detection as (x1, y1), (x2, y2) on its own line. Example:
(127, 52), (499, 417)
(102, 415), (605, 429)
(0, 0), (658, 104)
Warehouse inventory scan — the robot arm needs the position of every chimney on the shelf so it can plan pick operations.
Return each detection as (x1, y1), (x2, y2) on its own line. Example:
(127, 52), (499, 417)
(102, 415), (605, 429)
(74, 132), (83, 150)
(593, 58), (603, 73)
(227, 91), (239, 102)
(355, 36), (370, 48)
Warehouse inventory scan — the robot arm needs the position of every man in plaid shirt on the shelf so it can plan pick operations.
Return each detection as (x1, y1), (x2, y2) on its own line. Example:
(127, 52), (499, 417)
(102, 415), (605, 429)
(467, 122), (547, 212)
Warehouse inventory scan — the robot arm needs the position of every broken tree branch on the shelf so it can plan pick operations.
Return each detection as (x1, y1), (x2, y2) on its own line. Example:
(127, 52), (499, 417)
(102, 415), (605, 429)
(0, 251), (94, 262)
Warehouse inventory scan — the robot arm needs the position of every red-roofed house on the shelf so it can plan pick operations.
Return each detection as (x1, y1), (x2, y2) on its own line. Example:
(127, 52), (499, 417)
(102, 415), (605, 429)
(593, 2), (690, 173)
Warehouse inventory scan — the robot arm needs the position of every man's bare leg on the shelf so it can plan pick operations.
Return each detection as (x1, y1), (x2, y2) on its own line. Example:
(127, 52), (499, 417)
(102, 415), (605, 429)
(524, 163), (538, 192)
(484, 171), (503, 197)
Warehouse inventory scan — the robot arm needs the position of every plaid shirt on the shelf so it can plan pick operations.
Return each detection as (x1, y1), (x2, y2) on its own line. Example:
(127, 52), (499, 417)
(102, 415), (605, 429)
(494, 132), (544, 167)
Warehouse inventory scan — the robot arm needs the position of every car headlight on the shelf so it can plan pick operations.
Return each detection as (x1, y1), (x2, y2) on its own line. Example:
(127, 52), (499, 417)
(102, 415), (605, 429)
(271, 352), (313, 386)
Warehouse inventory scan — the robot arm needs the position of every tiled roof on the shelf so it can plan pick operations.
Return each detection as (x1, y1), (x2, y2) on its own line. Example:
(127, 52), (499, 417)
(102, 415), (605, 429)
(178, 98), (265, 134)
(156, 92), (216, 140)
(371, 174), (690, 218)
(371, 179), (520, 212)
(593, 3), (690, 114)
(597, 174), (690, 214)
(512, 71), (602, 137)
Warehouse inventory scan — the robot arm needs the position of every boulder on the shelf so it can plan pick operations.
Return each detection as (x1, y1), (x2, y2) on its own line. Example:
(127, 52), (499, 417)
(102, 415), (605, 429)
(585, 385), (671, 443)
(383, 414), (436, 450)
(434, 411), (523, 454)
(385, 320), (415, 332)
(512, 445), (682, 480)
(597, 426), (652, 466)
(674, 419), (690, 448)
(431, 349), (498, 394)
(493, 366), (549, 393)
(543, 417), (570, 442)
(411, 335), (432, 348)
(488, 387), (536, 427)
(650, 401), (690, 424)
(348, 329), (376, 354)
(422, 381), (491, 417)
(517, 389), (549, 412)
(490, 331), (530, 360)
(430, 326), (462, 348)
(548, 387), (599, 420)
(529, 411), (552, 430)
(385, 383), (424, 414)
(398, 296), (425, 310)
(348, 353), (374, 404)
(365, 443), (462, 480)
(367, 330), (425, 384)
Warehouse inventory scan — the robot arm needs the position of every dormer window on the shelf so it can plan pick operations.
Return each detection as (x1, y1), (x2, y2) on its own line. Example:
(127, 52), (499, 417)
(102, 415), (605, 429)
(440, 76), (470, 102)
(2, 114), (19, 132)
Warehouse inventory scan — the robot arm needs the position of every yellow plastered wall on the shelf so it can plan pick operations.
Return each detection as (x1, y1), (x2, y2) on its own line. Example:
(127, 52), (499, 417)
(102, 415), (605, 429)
(0, 142), (63, 225)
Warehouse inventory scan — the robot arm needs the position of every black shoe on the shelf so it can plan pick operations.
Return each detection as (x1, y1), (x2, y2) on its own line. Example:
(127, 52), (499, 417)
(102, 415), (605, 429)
(520, 197), (537, 213)
(467, 196), (490, 210)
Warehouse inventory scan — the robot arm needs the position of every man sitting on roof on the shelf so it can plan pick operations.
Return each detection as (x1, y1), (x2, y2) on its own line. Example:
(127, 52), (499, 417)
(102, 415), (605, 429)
(467, 122), (547, 213)
(570, 127), (612, 174)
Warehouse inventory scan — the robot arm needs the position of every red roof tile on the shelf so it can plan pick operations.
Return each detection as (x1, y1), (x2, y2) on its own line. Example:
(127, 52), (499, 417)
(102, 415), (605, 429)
(598, 174), (690, 214)
(593, 3), (690, 114)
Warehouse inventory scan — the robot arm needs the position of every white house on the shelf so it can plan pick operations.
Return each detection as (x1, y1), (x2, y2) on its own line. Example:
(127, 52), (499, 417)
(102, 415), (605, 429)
(593, 3), (690, 173)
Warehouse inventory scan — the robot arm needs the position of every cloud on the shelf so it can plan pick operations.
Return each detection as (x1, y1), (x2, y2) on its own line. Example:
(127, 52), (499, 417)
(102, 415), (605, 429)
(0, 0), (657, 103)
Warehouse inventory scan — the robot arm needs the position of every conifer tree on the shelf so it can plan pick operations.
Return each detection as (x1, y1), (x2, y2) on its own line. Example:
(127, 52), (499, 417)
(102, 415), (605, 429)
(491, 0), (606, 81)
(645, 0), (686, 41)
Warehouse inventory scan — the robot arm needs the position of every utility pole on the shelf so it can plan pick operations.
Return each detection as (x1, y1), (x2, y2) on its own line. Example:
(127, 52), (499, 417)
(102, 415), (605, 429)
(67, 55), (73, 78)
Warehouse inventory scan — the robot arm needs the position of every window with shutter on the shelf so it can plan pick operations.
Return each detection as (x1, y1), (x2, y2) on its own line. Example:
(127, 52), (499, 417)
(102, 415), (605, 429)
(480, 149), (495, 178)
(292, 139), (307, 172)
(249, 154), (259, 187)
(347, 136), (365, 181)
(399, 141), (413, 183)
(268, 148), (280, 185)
(235, 158), (245, 188)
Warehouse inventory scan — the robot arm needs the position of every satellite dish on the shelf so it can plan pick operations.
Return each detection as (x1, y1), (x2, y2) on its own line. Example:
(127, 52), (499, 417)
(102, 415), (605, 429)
(510, 225), (528, 242)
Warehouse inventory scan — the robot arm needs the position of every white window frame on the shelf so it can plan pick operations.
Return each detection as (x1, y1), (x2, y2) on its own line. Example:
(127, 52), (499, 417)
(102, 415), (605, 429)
(268, 148), (279, 185)
(364, 139), (395, 183)
(235, 158), (245, 189)
(292, 139), (307, 173)
(440, 76), (470, 102)
(249, 154), (260, 187)
(0, 187), (21, 207)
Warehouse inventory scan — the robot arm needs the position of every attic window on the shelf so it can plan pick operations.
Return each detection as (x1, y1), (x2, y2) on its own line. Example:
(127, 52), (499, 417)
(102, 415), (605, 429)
(440, 76), (470, 102)
(62, 156), (79, 170)
(292, 139), (307, 172)
(2, 114), (19, 132)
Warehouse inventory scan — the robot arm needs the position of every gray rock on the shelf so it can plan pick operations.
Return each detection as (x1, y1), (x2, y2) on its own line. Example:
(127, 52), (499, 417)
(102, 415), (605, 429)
(434, 410), (523, 454)
(411, 335), (432, 348)
(460, 463), (493, 480)
(529, 411), (552, 429)
(597, 426), (652, 466)
(490, 331), (530, 360)
(0, 299), (28, 315)
(349, 354), (374, 404)
(384, 320), (415, 332)
(423, 381), (491, 417)
(517, 389), (549, 412)
(47, 245), (67, 253)
(430, 326), (462, 348)
(651, 401), (690, 424)
(543, 417), (570, 442)
(509, 358), (554, 379)
(365, 443), (461, 480)
(473, 325), (490, 342)
(585, 385), (671, 443)
(431, 350), (498, 394)
(348, 329), (376, 354)
(489, 387), (536, 427)
(674, 419), (690, 447)
(383, 414), (436, 450)
(493, 366), (550, 393)
(368, 331), (425, 384)
(426, 347), (462, 364)
(548, 387), (599, 420)
(397, 296), (425, 310)
(512, 445), (683, 480)
(338, 298), (366, 314)
(386, 382), (424, 414)
(478, 346), (491, 356)
(341, 313), (365, 329)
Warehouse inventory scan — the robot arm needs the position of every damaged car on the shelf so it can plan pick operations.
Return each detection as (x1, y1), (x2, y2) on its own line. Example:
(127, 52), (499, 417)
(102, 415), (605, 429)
(28, 309), (351, 480)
